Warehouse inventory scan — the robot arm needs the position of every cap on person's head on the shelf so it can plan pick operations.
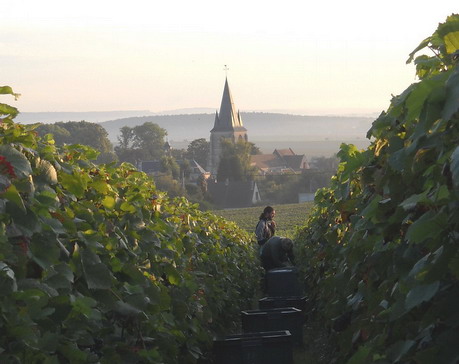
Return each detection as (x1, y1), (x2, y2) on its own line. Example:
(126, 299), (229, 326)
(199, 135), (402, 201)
(281, 238), (293, 250)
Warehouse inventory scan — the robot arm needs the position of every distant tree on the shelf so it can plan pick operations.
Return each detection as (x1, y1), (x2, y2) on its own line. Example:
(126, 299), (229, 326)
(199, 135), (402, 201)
(115, 126), (140, 164)
(179, 159), (191, 180)
(171, 148), (187, 161)
(117, 126), (134, 149)
(115, 122), (167, 165)
(186, 138), (209, 168)
(160, 155), (180, 179)
(36, 121), (117, 164)
(35, 124), (70, 144)
(249, 142), (261, 155)
(132, 122), (167, 159)
(154, 175), (185, 198)
(217, 139), (256, 182)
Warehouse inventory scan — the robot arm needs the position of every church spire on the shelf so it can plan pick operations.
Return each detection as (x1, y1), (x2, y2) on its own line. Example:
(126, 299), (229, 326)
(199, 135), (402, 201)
(211, 78), (246, 132)
(208, 77), (248, 176)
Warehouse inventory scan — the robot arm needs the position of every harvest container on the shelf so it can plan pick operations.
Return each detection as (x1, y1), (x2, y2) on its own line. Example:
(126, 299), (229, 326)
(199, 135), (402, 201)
(265, 267), (301, 297)
(213, 330), (293, 364)
(258, 296), (308, 312)
(241, 307), (303, 346)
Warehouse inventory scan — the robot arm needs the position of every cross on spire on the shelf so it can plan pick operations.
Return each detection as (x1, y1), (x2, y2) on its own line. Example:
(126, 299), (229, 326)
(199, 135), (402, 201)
(223, 64), (229, 77)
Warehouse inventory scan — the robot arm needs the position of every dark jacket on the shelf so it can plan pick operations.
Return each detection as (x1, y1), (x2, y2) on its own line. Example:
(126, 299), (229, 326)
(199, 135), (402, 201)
(260, 236), (295, 270)
(255, 219), (275, 245)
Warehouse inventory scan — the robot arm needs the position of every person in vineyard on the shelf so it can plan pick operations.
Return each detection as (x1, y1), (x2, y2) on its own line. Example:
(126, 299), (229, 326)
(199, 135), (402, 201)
(260, 236), (295, 271)
(255, 206), (276, 247)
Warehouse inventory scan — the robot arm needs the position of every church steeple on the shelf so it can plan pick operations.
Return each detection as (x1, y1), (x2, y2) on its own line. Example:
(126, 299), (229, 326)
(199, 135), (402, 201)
(208, 78), (248, 176)
(211, 78), (246, 132)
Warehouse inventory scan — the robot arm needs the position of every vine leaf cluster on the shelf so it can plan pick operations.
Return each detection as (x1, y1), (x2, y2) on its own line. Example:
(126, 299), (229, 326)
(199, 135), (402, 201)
(295, 14), (459, 364)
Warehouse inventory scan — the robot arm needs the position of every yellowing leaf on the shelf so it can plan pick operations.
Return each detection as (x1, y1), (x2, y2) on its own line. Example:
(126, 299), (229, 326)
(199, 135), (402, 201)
(444, 30), (459, 54)
(102, 196), (115, 209)
(120, 201), (136, 213)
(91, 180), (109, 194)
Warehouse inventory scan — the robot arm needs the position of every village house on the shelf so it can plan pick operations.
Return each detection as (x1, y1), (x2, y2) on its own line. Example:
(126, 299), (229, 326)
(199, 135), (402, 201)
(251, 148), (309, 175)
(206, 179), (261, 209)
(188, 159), (211, 184)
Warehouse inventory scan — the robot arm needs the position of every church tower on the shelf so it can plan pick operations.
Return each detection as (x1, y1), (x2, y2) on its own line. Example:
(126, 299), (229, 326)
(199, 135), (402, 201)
(208, 78), (248, 176)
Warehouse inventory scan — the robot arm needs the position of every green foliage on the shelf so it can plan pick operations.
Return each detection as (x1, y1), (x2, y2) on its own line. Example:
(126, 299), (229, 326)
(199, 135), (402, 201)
(294, 14), (459, 363)
(217, 139), (256, 182)
(0, 91), (260, 363)
(186, 138), (210, 169)
(115, 122), (167, 165)
(160, 156), (180, 179)
(36, 121), (117, 164)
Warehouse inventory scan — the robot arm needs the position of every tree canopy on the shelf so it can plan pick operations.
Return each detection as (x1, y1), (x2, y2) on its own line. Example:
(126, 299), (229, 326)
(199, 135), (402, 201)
(36, 121), (117, 163)
(186, 138), (209, 168)
(115, 122), (167, 165)
(217, 139), (256, 182)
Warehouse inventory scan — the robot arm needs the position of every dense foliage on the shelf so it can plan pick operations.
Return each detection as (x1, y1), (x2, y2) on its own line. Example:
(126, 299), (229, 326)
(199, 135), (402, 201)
(115, 122), (168, 165)
(185, 139), (210, 170)
(36, 121), (117, 164)
(295, 15), (459, 363)
(216, 139), (258, 182)
(0, 90), (261, 363)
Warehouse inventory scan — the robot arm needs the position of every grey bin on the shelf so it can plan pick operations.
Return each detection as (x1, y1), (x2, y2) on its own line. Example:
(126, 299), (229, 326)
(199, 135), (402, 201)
(241, 307), (303, 346)
(213, 330), (293, 364)
(265, 267), (302, 297)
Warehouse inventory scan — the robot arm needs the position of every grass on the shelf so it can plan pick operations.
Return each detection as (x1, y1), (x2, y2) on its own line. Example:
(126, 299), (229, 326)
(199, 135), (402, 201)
(211, 202), (314, 238)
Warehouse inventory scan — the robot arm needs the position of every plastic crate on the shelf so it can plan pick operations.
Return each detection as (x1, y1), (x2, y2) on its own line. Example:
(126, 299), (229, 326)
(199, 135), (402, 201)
(258, 296), (308, 312)
(213, 330), (293, 364)
(265, 267), (301, 297)
(241, 307), (303, 346)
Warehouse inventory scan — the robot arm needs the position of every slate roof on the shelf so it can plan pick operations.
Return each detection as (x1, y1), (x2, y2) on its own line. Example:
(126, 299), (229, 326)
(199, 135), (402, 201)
(250, 149), (309, 173)
(282, 154), (309, 170)
(207, 180), (259, 208)
(274, 148), (295, 157)
(250, 154), (284, 169)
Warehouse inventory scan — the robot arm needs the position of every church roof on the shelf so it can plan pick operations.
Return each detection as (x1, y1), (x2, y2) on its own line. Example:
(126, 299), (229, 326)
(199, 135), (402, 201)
(211, 78), (247, 133)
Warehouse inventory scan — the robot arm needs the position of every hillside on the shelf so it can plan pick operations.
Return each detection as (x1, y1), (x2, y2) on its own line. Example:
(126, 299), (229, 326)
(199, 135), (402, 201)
(16, 111), (374, 157)
(212, 202), (314, 237)
(98, 112), (374, 144)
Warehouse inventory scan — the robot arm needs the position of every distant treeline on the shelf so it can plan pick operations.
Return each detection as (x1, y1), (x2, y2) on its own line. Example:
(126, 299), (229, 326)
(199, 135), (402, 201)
(98, 112), (374, 146)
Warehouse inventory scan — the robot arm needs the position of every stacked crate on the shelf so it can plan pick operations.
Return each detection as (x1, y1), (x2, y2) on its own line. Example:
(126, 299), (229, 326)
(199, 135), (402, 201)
(213, 267), (306, 363)
(213, 330), (293, 364)
(260, 267), (308, 314)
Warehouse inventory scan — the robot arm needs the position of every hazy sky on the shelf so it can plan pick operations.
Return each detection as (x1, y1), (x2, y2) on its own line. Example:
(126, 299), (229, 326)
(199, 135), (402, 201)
(2, 1), (458, 115)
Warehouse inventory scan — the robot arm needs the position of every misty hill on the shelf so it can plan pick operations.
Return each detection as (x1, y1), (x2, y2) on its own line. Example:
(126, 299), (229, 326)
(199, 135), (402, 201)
(15, 108), (216, 124)
(100, 112), (374, 144)
(15, 110), (155, 124)
(16, 111), (375, 157)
